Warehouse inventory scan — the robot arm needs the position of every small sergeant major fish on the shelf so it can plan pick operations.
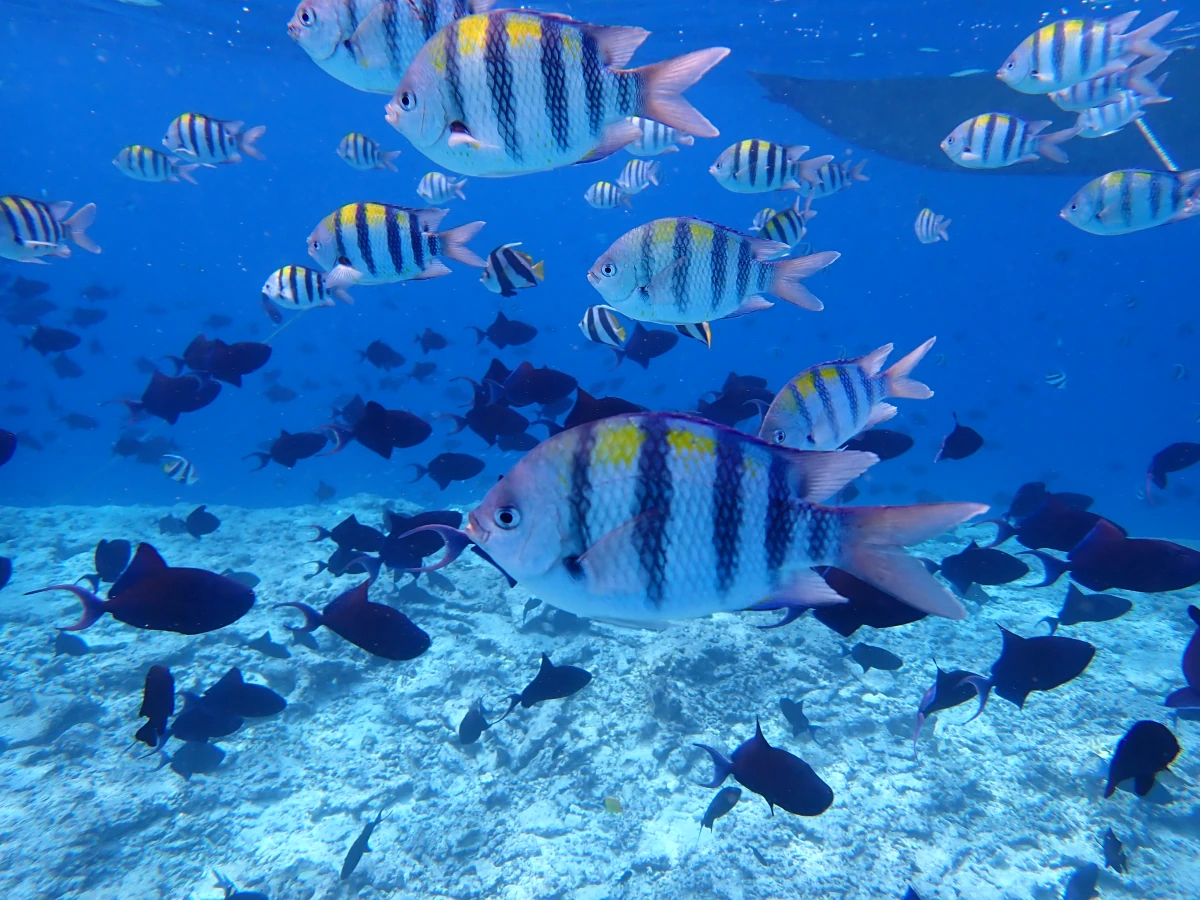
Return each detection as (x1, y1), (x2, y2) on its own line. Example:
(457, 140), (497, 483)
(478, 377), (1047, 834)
(616, 160), (661, 195)
(262, 264), (358, 310)
(796, 157), (869, 200)
(336, 133), (400, 171)
(1045, 370), (1067, 389)
(113, 145), (199, 184)
(0, 196), (100, 263)
(941, 114), (1078, 168)
(709, 140), (832, 193)
(417, 172), (468, 203)
(481, 242), (544, 297)
(585, 182), (631, 209)
(307, 202), (485, 285)
(914, 208), (950, 244)
(998, 11), (1177, 94)
(1048, 53), (1171, 111)
(1061, 169), (1200, 235)
(624, 116), (695, 156)
(162, 454), (199, 485)
(758, 200), (815, 256)
(163, 113), (265, 165)
(579, 305), (626, 348)
(1076, 91), (1151, 138)
(750, 207), (776, 233)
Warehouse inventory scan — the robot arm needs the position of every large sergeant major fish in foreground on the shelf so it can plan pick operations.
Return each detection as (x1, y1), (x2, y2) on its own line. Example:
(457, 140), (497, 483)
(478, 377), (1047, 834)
(402, 413), (986, 624)
(385, 10), (729, 177)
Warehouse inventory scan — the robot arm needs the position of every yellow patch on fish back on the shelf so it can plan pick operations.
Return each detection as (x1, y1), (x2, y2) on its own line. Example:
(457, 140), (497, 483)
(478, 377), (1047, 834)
(1064, 20), (1083, 42)
(666, 427), (715, 459)
(592, 421), (645, 468)
(430, 32), (449, 73)
(991, 114), (1009, 128)
(819, 366), (841, 386)
(793, 371), (819, 398)
(742, 454), (765, 480)
(560, 28), (582, 63)
(688, 222), (714, 251)
(456, 14), (489, 60)
(651, 219), (677, 246)
(505, 13), (542, 50)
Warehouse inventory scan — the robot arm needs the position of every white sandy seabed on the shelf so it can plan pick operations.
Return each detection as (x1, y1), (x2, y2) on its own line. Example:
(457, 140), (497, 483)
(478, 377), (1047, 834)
(0, 498), (1197, 900)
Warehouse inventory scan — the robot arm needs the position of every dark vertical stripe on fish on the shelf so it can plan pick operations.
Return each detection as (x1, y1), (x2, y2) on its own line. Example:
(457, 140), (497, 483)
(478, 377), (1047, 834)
(14, 198), (40, 243)
(568, 423), (595, 555)
(711, 427), (744, 595)
(1051, 21), (1066, 86)
(764, 453), (796, 581)
(408, 209), (425, 272)
(634, 417), (672, 608)
(709, 227), (729, 316)
(764, 142), (776, 188)
(814, 369), (838, 436)
(1001, 117), (1019, 163)
(203, 117), (217, 160)
(186, 114), (199, 158)
(445, 26), (466, 121)
(355, 203), (377, 277)
(289, 265), (301, 304)
(734, 238), (752, 301)
(490, 248), (515, 296)
(1150, 173), (1163, 221)
(1120, 175), (1133, 227)
(540, 16), (570, 152)
(485, 13), (519, 161)
(1080, 22), (1094, 78)
(837, 365), (859, 424)
(381, 0), (400, 71)
(581, 30), (605, 138)
(747, 140), (760, 187)
(981, 115), (998, 165)
(502, 246), (536, 284)
(671, 219), (691, 313)
(421, 0), (438, 40)
(333, 206), (348, 262)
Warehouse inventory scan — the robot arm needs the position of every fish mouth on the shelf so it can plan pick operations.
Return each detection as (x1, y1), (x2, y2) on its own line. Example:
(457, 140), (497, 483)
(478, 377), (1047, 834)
(466, 509), (488, 544)
(586, 270), (599, 287)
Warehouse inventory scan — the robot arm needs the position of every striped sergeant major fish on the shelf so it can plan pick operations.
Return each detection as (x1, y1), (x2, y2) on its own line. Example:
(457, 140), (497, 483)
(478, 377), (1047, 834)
(1076, 90), (1152, 138)
(579, 305), (626, 348)
(585, 181), (631, 209)
(1061, 169), (1200, 235)
(758, 200), (815, 257)
(336, 132), (400, 170)
(113, 145), (199, 184)
(162, 454), (199, 485)
(914, 208), (950, 244)
(163, 113), (266, 165)
(480, 242), (544, 297)
(941, 113), (1079, 168)
(617, 160), (661, 195)
(385, 11), (729, 177)
(307, 202), (485, 285)
(624, 116), (695, 156)
(1048, 52), (1171, 111)
(0, 196), (100, 263)
(674, 322), (712, 348)
(417, 171), (468, 203)
(588, 217), (840, 325)
(262, 264), (358, 310)
(749, 207), (776, 233)
(400, 412), (987, 623)
(288, 0), (494, 94)
(758, 338), (937, 452)
(795, 158), (870, 200)
(709, 140), (832, 193)
(998, 10), (1177, 94)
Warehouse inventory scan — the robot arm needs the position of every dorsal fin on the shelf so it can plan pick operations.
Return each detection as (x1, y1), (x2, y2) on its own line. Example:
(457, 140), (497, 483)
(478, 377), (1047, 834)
(109, 543), (168, 597)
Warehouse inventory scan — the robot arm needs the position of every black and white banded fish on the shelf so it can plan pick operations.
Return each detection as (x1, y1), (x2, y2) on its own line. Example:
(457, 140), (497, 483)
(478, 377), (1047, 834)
(749, 207), (776, 233)
(1061, 169), (1200, 235)
(163, 113), (266, 165)
(336, 132), (400, 171)
(113, 145), (199, 184)
(385, 11), (729, 177)
(758, 200), (815, 257)
(1076, 91), (1151, 138)
(585, 181), (631, 209)
(674, 322), (712, 348)
(588, 217), (839, 325)
(262, 264), (358, 310)
(408, 412), (987, 623)
(417, 172), (468, 203)
(1045, 371), (1068, 389)
(795, 158), (869, 200)
(481, 242), (544, 297)
(616, 160), (661, 195)
(941, 114), (1079, 168)
(914, 208), (950, 244)
(624, 116), (695, 156)
(0, 195), (100, 263)
(1048, 53), (1171, 111)
(579, 304), (626, 348)
(999, 11), (1177, 94)
(288, 0), (495, 95)
(162, 454), (199, 485)
(307, 202), (485, 285)
(709, 140), (833, 193)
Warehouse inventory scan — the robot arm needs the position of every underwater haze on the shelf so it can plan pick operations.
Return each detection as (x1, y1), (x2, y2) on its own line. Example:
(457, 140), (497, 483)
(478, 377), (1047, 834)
(2, 0), (1200, 898)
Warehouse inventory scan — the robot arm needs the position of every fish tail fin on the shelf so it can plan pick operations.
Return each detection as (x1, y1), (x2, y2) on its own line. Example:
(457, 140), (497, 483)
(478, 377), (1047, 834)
(274, 601), (323, 632)
(1124, 10), (1177, 58)
(1034, 124), (1079, 164)
(1166, 687), (1200, 709)
(768, 250), (840, 311)
(1019, 549), (1071, 587)
(937, 217), (951, 241)
(242, 452), (271, 471)
(632, 47), (730, 139)
(454, 178), (468, 200)
(793, 154), (834, 185)
(693, 743), (734, 787)
(466, 326), (486, 345)
(437, 221), (486, 267)
(25, 583), (106, 631)
(381, 150), (401, 172)
(407, 464), (429, 483)
(677, 134), (695, 147)
(531, 259), (546, 280)
(837, 502), (990, 619)
(849, 158), (870, 182)
(177, 164), (200, 185)
(978, 518), (1016, 549)
(239, 125), (267, 160)
(884, 337), (936, 400)
(64, 203), (101, 254)
(1126, 52), (1172, 102)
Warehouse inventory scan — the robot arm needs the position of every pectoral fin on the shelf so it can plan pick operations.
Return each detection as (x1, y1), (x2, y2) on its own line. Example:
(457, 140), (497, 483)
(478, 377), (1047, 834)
(573, 510), (666, 595)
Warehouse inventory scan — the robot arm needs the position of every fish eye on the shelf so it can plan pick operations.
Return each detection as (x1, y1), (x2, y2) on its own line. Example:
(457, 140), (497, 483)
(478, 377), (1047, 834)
(310, 240), (321, 250)
(1006, 61), (1014, 69)
(601, 263), (616, 277)
(494, 507), (520, 529)
(398, 91), (416, 111)
(771, 429), (786, 444)
(946, 136), (954, 144)
(299, 8), (314, 26)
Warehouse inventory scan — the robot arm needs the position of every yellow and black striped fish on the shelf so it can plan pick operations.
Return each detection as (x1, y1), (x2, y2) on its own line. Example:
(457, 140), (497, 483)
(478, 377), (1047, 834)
(584, 182), (630, 209)
(336, 132), (400, 171)
(709, 140), (832, 193)
(1061, 169), (1200, 235)
(114, 145), (199, 184)
(758, 200), (814, 256)
(941, 114), (1078, 168)
(579, 304), (626, 348)
(0, 195), (100, 263)
(162, 454), (199, 485)
(914, 208), (951, 244)
(307, 202), (484, 285)
(624, 116), (695, 156)
(262, 264), (357, 310)
(163, 113), (266, 165)
(481, 242), (544, 297)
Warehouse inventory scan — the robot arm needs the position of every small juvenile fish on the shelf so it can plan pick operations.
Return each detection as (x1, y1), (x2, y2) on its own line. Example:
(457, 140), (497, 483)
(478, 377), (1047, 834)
(161, 454), (199, 485)
(749, 207), (777, 233)
(585, 181), (631, 209)
(675, 322), (712, 348)
(340, 811), (384, 880)
(616, 159), (661, 195)
(624, 116), (694, 156)
(1045, 370), (1067, 389)
(796, 157), (869, 200)
(700, 786), (741, 832)
(914, 208), (950, 244)
(262, 264), (357, 310)
(336, 132), (400, 171)
(113, 145), (199, 184)
(0, 196), (100, 263)
(1076, 91), (1150, 138)
(417, 172), (468, 203)
(579, 305), (627, 348)
(1061, 169), (1200, 235)
(480, 242), (544, 297)
(941, 114), (1078, 168)
(1048, 53), (1171, 111)
(163, 113), (265, 165)
(709, 140), (831, 192)
(758, 200), (815, 256)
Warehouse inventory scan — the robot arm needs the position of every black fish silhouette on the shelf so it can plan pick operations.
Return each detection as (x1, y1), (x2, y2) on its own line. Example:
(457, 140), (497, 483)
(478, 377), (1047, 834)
(969, 627), (1095, 713)
(1027, 520), (1200, 593)
(700, 786), (741, 833)
(244, 630), (290, 659)
(934, 413), (983, 462)
(134, 664), (174, 748)
(170, 740), (225, 779)
(53, 631), (89, 656)
(1102, 827), (1128, 874)
(1147, 442), (1200, 491)
(1063, 864), (1099, 900)
(185, 505), (220, 539)
(409, 452), (485, 490)
(501, 654), (592, 717)
(0, 429), (14, 467)
(933, 542), (1028, 595)
(1166, 605), (1200, 709)
(94, 539), (131, 583)
(846, 642), (903, 673)
(913, 665), (982, 747)
(458, 699), (491, 745)
(779, 698), (820, 741)
(1106, 720), (1180, 798)
(1045, 584), (1132, 632)
(842, 429), (914, 461)
(808, 566), (927, 635)
(245, 429), (326, 469)
(203, 668), (286, 718)
(341, 811), (384, 880)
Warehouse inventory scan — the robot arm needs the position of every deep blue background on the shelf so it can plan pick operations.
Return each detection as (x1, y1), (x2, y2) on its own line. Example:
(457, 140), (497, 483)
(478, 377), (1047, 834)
(0, 0), (1197, 539)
